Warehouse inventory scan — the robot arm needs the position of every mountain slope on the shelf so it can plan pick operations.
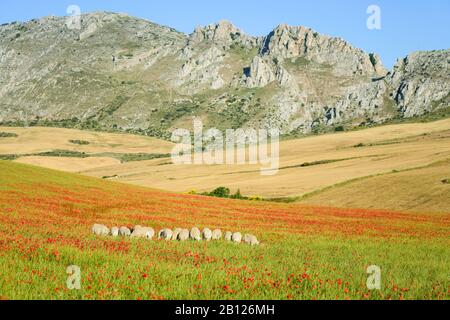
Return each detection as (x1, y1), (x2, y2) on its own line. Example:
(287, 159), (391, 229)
(0, 12), (449, 138)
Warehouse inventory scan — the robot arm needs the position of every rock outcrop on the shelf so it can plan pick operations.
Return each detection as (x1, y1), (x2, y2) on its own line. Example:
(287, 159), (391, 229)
(259, 24), (387, 77)
(388, 50), (450, 117)
(189, 20), (259, 49)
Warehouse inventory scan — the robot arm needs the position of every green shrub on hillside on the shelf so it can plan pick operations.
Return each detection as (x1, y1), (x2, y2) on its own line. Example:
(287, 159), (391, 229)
(0, 132), (18, 138)
(193, 187), (263, 201)
(69, 140), (90, 145)
(207, 187), (231, 198)
(35, 150), (89, 158)
(119, 153), (171, 163)
(0, 154), (19, 160)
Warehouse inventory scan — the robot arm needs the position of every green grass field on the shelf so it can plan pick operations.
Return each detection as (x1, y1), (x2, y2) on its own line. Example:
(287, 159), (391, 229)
(0, 161), (448, 300)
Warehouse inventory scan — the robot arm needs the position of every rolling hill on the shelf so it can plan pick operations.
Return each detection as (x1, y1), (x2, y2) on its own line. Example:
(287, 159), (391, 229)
(301, 160), (450, 213)
(1, 118), (449, 213)
(0, 160), (448, 299)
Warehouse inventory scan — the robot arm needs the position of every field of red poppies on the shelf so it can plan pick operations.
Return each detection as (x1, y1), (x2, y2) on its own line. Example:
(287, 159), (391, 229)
(0, 160), (448, 300)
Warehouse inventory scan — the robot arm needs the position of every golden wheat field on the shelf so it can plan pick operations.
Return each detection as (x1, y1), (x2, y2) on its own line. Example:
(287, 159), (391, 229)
(302, 160), (450, 213)
(84, 119), (450, 202)
(0, 126), (173, 154)
(1, 118), (450, 213)
(0, 126), (174, 172)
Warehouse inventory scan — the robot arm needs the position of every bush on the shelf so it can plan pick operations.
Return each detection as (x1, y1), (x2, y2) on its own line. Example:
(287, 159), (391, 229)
(119, 153), (170, 163)
(230, 189), (245, 200)
(248, 196), (264, 201)
(208, 187), (231, 198)
(301, 159), (342, 167)
(69, 140), (90, 145)
(201, 188), (262, 201)
(0, 132), (18, 138)
(35, 150), (89, 158)
(0, 154), (19, 160)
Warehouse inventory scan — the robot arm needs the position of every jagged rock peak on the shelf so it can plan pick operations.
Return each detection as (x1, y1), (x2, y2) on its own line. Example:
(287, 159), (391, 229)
(261, 23), (355, 55)
(260, 23), (387, 77)
(389, 49), (450, 117)
(189, 20), (258, 48)
(392, 50), (450, 77)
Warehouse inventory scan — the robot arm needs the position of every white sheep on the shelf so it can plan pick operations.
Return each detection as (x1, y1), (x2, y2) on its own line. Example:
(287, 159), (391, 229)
(178, 229), (190, 241)
(92, 224), (109, 236)
(131, 226), (155, 239)
(250, 236), (260, 246)
(202, 228), (212, 241)
(130, 228), (142, 238)
(110, 227), (119, 237)
(190, 227), (201, 241)
(146, 227), (156, 239)
(158, 229), (173, 241)
(232, 232), (242, 243)
(172, 228), (182, 241)
(212, 229), (222, 240)
(243, 234), (260, 246)
(224, 231), (233, 241)
(119, 226), (131, 237)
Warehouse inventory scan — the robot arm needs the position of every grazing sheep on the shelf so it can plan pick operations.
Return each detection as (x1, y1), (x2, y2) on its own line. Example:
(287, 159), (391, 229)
(158, 229), (173, 241)
(92, 224), (109, 236)
(131, 226), (155, 239)
(202, 228), (212, 241)
(110, 227), (119, 237)
(243, 234), (260, 246)
(119, 226), (131, 237)
(178, 229), (190, 241)
(130, 228), (142, 238)
(250, 236), (260, 246)
(172, 228), (182, 241)
(190, 227), (201, 241)
(146, 227), (156, 239)
(232, 232), (242, 243)
(224, 231), (232, 241)
(212, 229), (222, 240)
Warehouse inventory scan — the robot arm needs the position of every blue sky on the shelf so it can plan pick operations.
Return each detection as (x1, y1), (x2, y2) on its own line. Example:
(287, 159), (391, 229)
(0, 0), (449, 68)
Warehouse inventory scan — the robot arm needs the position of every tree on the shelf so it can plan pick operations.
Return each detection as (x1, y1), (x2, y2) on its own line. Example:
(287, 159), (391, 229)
(209, 187), (231, 198)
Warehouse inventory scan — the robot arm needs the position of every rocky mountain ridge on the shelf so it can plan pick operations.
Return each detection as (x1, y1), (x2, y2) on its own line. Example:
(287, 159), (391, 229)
(0, 12), (448, 138)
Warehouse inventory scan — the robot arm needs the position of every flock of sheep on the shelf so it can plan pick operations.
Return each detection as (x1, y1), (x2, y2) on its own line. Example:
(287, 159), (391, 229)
(92, 224), (260, 246)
